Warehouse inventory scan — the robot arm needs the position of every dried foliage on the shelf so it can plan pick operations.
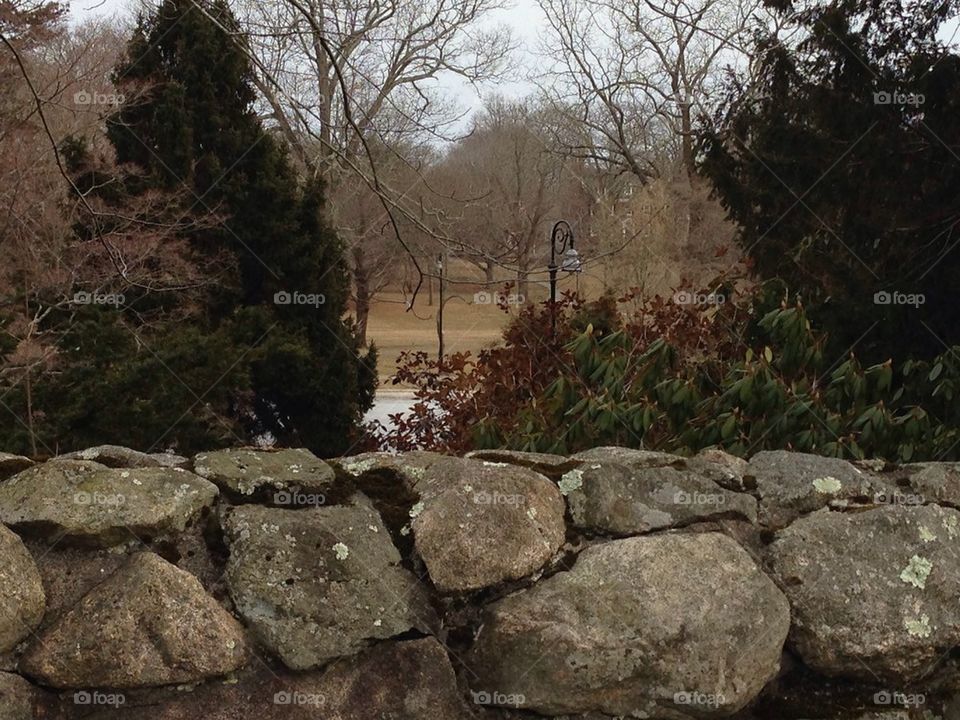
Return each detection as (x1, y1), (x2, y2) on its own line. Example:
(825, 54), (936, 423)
(374, 273), (753, 452)
(376, 275), (960, 463)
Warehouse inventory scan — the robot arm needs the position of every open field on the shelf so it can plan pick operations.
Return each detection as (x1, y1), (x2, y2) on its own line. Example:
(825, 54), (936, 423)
(365, 262), (589, 384)
(366, 290), (507, 384)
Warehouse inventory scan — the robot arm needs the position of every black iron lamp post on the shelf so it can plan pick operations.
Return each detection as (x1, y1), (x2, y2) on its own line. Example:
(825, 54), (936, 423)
(549, 220), (583, 337)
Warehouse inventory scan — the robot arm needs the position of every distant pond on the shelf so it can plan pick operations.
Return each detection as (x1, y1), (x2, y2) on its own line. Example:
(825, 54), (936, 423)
(364, 390), (417, 431)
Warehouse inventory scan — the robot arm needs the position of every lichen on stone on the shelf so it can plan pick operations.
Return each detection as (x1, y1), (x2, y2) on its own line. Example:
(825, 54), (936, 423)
(402, 465), (426, 481)
(333, 542), (349, 561)
(409, 501), (426, 519)
(559, 469), (584, 496)
(237, 476), (259, 496)
(919, 525), (936, 543)
(342, 458), (376, 476)
(900, 555), (933, 589)
(904, 613), (932, 638)
(812, 476), (842, 494)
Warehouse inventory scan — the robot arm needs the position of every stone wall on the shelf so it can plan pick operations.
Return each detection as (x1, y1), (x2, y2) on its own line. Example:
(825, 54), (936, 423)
(0, 444), (958, 719)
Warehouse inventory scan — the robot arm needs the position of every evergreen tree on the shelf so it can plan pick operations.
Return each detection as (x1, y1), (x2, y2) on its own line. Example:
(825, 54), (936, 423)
(700, 0), (960, 363)
(0, 0), (374, 457)
(108, 0), (374, 455)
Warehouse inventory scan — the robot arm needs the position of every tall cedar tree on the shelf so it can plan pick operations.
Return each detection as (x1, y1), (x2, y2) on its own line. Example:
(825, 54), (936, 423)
(114, 0), (375, 455)
(41, 0), (374, 456)
(699, 0), (960, 363)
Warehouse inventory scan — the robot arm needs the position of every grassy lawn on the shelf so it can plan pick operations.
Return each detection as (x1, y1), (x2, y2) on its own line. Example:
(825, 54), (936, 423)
(366, 290), (511, 385)
(364, 260), (594, 385)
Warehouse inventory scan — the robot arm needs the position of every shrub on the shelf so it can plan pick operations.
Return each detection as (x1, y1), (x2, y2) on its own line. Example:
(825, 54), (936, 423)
(377, 281), (960, 462)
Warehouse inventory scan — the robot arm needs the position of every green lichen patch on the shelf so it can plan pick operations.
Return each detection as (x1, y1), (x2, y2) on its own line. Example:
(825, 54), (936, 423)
(812, 476), (842, 494)
(900, 555), (933, 589)
(341, 458), (377, 476)
(919, 525), (937, 543)
(904, 614), (932, 638)
(559, 469), (584, 496)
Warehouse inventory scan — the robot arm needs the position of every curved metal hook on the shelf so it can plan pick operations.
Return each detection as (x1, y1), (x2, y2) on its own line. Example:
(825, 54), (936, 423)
(550, 220), (574, 257)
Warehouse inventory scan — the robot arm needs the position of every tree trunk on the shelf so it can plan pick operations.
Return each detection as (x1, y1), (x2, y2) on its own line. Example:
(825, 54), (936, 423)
(516, 266), (529, 304)
(24, 364), (35, 458)
(437, 252), (446, 365)
(352, 246), (371, 347)
(680, 101), (695, 179)
(675, 154), (694, 257)
(23, 290), (36, 457)
(516, 235), (532, 303)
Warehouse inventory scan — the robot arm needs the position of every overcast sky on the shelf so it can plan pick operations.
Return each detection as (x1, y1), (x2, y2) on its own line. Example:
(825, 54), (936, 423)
(65, 0), (545, 119)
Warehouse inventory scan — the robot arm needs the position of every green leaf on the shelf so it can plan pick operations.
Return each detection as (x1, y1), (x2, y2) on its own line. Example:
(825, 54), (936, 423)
(721, 414), (737, 440)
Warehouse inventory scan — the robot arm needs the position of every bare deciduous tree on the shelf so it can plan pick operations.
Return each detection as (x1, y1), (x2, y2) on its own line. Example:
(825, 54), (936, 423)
(534, 0), (756, 273)
(538, 0), (756, 181)
(227, 0), (517, 330)
(237, 0), (514, 175)
(0, 11), (213, 451)
(430, 96), (593, 300)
